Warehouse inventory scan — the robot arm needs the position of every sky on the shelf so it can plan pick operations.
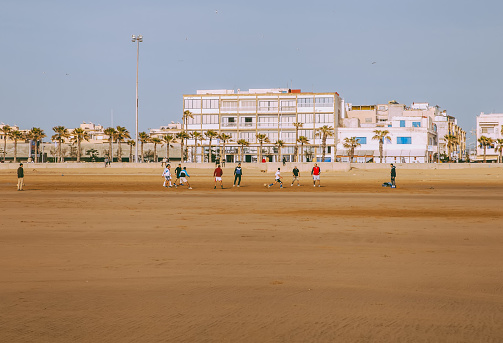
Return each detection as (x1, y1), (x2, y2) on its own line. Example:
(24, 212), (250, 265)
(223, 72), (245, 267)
(2, 0), (503, 147)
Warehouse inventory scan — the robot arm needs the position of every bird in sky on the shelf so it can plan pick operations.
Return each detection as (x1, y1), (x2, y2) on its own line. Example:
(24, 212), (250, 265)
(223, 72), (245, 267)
(371, 62), (376, 64)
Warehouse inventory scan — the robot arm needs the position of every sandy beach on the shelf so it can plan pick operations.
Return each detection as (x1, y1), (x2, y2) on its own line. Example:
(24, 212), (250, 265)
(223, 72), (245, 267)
(1, 166), (503, 342)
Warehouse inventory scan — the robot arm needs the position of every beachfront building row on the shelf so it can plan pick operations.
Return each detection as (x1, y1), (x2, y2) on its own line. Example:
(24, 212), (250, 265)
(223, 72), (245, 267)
(476, 112), (503, 161)
(182, 89), (466, 163)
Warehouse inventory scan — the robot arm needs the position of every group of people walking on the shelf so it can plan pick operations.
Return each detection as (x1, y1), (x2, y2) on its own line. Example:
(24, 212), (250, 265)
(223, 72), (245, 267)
(161, 163), (327, 190)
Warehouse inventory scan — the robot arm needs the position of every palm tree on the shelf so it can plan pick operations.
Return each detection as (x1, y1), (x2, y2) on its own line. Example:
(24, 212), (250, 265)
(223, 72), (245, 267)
(494, 138), (503, 163)
(1, 125), (11, 162)
(293, 122), (303, 162)
(28, 127), (46, 163)
(343, 137), (361, 162)
(104, 127), (117, 161)
(151, 137), (162, 162)
(9, 130), (24, 163)
(218, 133), (232, 165)
(138, 131), (150, 162)
(444, 134), (458, 162)
(115, 126), (130, 162)
(372, 130), (391, 163)
(52, 126), (70, 162)
(70, 128), (89, 162)
(297, 136), (309, 162)
(315, 125), (335, 162)
(182, 110), (193, 159)
(162, 134), (176, 162)
(126, 140), (135, 162)
(237, 139), (249, 162)
(275, 140), (285, 163)
(176, 131), (190, 162)
(191, 131), (203, 163)
(205, 130), (218, 163)
(256, 133), (269, 163)
(478, 136), (493, 163)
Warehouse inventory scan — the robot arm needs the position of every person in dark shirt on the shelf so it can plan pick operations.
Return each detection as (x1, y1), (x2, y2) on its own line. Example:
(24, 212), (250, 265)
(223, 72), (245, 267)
(173, 164), (182, 187)
(17, 163), (24, 191)
(390, 164), (396, 187)
(233, 163), (242, 187)
(291, 166), (300, 186)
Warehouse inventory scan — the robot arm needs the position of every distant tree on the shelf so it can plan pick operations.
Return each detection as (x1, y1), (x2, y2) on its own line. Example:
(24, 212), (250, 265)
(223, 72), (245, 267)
(256, 133), (269, 163)
(115, 126), (130, 162)
(444, 134), (458, 162)
(205, 130), (218, 163)
(86, 148), (98, 162)
(176, 131), (190, 162)
(191, 131), (203, 162)
(1, 125), (11, 162)
(151, 137), (162, 162)
(275, 140), (285, 163)
(104, 127), (117, 161)
(495, 139), (503, 163)
(126, 140), (135, 162)
(138, 131), (150, 162)
(343, 137), (361, 162)
(293, 122), (303, 162)
(315, 125), (334, 162)
(9, 130), (24, 163)
(28, 127), (46, 163)
(70, 128), (89, 162)
(52, 126), (70, 162)
(237, 139), (249, 162)
(182, 110), (193, 159)
(162, 134), (176, 162)
(297, 136), (309, 163)
(372, 130), (391, 163)
(218, 133), (232, 165)
(477, 136), (493, 163)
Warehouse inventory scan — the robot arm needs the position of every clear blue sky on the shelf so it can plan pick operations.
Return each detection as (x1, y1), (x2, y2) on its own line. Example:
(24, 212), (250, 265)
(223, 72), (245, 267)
(2, 0), (502, 146)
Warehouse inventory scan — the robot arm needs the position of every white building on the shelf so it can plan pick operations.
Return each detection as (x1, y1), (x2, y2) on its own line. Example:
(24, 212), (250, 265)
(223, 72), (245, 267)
(476, 112), (503, 161)
(337, 115), (437, 163)
(183, 88), (343, 163)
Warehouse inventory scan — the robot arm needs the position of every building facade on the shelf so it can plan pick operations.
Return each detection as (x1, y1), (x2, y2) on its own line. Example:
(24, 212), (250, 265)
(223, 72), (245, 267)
(476, 112), (503, 161)
(183, 88), (343, 163)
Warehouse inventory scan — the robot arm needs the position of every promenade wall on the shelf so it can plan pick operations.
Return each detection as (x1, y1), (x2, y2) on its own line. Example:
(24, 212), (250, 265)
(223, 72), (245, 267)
(1, 162), (502, 172)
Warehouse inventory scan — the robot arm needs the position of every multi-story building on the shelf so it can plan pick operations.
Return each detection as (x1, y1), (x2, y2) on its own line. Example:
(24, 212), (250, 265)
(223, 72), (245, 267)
(343, 101), (465, 162)
(183, 88), (343, 163)
(149, 122), (182, 139)
(476, 112), (503, 161)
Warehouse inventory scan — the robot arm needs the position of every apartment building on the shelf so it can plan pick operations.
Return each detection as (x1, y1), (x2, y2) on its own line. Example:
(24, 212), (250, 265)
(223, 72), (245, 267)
(183, 88), (343, 163)
(344, 101), (466, 162)
(476, 112), (503, 161)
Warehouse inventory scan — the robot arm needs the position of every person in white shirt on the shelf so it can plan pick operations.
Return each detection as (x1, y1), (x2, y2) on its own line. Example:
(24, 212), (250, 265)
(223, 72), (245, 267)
(267, 168), (283, 189)
(162, 164), (173, 188)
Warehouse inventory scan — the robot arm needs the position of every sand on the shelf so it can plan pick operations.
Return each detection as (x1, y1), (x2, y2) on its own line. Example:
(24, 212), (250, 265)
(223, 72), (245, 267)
(1, 166), (503, 342)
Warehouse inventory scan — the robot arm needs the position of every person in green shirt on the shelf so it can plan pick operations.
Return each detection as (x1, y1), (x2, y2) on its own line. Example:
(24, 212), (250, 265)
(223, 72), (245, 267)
(17, 163), (24, 191)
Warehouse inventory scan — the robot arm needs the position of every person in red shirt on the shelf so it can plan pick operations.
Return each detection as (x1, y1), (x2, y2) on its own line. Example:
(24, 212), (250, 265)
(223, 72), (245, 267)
(311, 163), (321, 187)
(213, 164), (223, 189)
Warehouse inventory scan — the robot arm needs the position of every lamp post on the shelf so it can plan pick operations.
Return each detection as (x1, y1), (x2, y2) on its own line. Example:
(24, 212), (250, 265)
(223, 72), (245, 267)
(131, 34), (143, 163)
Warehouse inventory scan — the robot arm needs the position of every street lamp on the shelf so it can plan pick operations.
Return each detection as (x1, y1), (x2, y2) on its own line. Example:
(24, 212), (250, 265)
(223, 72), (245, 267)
(131, 34), (143, 163)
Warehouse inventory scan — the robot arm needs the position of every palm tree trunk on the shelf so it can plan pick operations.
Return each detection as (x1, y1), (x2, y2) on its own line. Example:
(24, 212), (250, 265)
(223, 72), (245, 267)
(322, 137), (327, 162)
(59, 139), (63, 162)
(77, 138), (81, 162)
(34, 143), (38, 163)
(208, 139), (212, 163)
(3, 138), (6, 162)
(379, 141), (383, 163)
(259, 143), (263, 163)
(180, 140), (184, 163)
(301, 143), (304, 163)
(14, 141), (17, 163)
(141, 142), (144, 162)
(118, 141), (122, 162)
(483, 146), (487, 163)
(154, 144), (157, 162)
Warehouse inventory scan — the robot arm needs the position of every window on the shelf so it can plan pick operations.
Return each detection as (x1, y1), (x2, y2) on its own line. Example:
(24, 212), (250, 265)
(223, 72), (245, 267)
(257, 116), (278, 127)
(187, 115), (201, 125)
(315, 114), (333, 123)
(298, 113), (313, 123)
(412, 122), (421, 127)
(202, 115), (218, 124)
(202, 99), (219, 109)
(280, 100), (296, 111)
(299, 129), (314, 139)
(221, 100), (237, 110)
(280, 131), (295, 143)
(315, 97), (334, 107)
(397, 137), (412, 144)
(400, 120), (405, 127)
(258, 100), (278, 112)
(356, 137), (367, 144)
(222, 117), (237, 127)
(239, 100), (256, 110)
(184, 99), (201, 109)
(240, 132), (255, 142)
(298, 97), (314, 107)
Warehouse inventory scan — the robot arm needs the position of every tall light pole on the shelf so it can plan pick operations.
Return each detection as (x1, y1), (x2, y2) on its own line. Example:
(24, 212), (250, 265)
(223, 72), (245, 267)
(131, 34), (143, 163)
